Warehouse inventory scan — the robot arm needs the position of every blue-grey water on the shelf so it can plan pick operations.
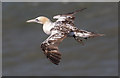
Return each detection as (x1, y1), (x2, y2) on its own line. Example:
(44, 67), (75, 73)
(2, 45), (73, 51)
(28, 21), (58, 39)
(2, 2), (118, 76)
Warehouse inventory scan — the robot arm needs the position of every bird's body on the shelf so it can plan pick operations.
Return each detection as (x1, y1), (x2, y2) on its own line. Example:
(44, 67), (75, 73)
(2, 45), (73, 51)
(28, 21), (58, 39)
(27, 8), (104, 65)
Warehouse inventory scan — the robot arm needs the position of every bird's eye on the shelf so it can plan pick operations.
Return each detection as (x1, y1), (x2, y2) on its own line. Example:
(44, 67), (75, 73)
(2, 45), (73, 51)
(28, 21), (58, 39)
(36, 19), (39, 21)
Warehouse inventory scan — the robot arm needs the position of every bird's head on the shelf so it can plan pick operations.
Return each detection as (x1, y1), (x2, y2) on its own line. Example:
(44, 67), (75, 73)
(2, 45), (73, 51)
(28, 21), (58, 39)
(26, 16), (50, 24)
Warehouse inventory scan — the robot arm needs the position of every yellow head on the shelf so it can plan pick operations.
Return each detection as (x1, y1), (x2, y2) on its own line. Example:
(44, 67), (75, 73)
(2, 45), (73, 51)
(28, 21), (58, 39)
(26, 16), (50, 24)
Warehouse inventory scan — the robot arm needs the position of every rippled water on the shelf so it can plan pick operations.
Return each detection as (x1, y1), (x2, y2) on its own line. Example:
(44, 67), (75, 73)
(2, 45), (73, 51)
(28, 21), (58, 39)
(2, 2), (118, 76)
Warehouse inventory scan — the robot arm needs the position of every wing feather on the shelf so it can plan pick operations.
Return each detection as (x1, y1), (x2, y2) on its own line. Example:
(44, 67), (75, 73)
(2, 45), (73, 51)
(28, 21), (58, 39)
(41, 30), (67, 65)
(53, 8), (86, 24)
(41, 8), (87, 65)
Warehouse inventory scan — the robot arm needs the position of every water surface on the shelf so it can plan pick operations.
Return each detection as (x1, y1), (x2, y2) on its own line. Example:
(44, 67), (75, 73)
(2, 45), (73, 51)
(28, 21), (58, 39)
(2, 2), (118, 76)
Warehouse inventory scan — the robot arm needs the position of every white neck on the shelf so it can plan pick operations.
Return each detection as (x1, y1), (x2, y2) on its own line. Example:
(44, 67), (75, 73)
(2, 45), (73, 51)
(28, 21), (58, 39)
(43, 21), (54, 35)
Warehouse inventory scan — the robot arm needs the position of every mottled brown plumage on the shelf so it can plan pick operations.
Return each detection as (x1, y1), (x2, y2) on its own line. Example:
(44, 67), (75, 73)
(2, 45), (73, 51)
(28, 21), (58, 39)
(27, 8), (104, 65)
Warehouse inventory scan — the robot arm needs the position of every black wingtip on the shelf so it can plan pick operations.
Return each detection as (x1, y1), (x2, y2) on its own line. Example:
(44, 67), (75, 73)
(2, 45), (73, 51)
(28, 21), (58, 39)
(74, 8), (87, 14)
(67, 8), (87, 15)
(46, 51), (61, 65)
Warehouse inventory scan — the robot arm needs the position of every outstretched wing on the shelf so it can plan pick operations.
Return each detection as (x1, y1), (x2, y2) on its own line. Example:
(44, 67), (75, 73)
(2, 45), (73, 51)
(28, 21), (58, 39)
(41, 8), (87, 65)
(53, 8), (86, 24)
(41, 30), (68, 65)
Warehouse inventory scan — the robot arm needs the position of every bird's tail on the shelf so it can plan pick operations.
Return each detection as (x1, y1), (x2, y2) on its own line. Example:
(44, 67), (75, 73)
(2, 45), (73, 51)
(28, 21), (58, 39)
(73, 30), (104, 45)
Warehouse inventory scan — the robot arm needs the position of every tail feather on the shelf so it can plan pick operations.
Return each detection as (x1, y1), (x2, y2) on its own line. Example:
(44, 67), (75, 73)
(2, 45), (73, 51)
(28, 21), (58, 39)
(74, 29), (104, 38)
(88, 33), (104, 38)
(73, 30), (104, 44)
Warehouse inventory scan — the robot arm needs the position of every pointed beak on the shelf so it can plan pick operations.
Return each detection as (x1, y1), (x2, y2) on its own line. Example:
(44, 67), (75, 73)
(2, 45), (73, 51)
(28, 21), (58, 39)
(26, 19), (36, 23)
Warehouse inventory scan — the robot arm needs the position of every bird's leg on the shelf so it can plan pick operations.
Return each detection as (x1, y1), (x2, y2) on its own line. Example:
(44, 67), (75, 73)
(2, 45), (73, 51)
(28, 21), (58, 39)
(73, 35), (84, 45)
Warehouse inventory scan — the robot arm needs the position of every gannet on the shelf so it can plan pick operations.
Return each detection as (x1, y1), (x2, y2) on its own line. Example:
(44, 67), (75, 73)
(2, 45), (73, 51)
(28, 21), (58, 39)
(26, 8), (104, 65)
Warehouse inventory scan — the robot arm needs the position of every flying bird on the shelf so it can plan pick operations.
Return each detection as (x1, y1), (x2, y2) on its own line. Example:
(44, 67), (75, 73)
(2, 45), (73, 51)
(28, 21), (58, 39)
(26, 8), (104, 65)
